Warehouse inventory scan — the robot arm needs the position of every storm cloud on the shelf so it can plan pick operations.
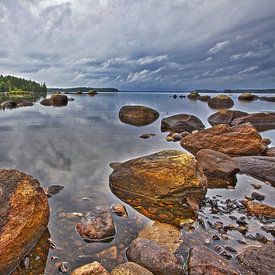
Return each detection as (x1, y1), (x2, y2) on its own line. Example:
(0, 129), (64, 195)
(0, 0), (275, 90)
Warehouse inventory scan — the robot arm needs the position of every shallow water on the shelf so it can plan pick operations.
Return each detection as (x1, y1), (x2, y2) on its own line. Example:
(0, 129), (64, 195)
(1, 92), (274, 274)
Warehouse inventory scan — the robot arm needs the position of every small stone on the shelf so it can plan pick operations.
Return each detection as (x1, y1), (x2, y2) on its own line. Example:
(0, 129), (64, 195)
(111, 262), (153, 275)
(140, 134), (151, 139)
(21, 257), (30, 269)
(251, 191), (266, 202)
(71, 261), (110, 275)
(255, 233), (268, 244)
(111, 204), (128, 217)
(238, 226), (248, 234)
(220, 250), (232, 260)
(58, 262), (69, 273)
(225, 246), (237, 253)
(251, 183), (262, 190)
(212, 234), (221, 241)
(166, 136), (174, 142)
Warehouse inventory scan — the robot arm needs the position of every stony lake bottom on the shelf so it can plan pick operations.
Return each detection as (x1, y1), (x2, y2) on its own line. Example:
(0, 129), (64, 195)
(1, 92), (275, 274)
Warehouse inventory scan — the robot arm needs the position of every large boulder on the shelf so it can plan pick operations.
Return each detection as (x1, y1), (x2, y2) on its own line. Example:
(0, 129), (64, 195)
(236, 242), (275, 275)
(231, 112), (275, 132)
(119, 105), (159, 126)
(126, 238), (184, 275)
(111, 262), (153, 275)
(161, 114), (205, 133)
(188, 246), (239, 275)
(0, 169), (49, 274)
(180, 123), (267, 156)
(241, 200), (275, 218)
(234, 156), (275, 186)
(208, 110), (248, 126)
(208, 95), (234, 109)
(76, 207), (116, 242)
(50, 94), (68, 106)
(109, 150), (206, 226)
(187, 91), (201, 100)
(40, 98), (53, 106)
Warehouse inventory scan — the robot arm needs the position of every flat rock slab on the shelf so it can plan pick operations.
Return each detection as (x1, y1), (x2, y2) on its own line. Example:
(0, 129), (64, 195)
(161, 114), (205, 133)
(208, 110), (248, 126)
(236, 242), (275, 275)
(119, 105), (159, 126)
(76, 207), (116, 242)
(188, 246), (239, 275)
(231, 112), (275, 132)
(111, 262), (153, 275)
(234, 156), (275, 186)
(138, 221), (182, 253)
(0, 169), (49, 274)
(71, 261), (110, 275)
(181, 123), (267, 156)
(126, 238), (184, 275)
(241, 200), (275, 218)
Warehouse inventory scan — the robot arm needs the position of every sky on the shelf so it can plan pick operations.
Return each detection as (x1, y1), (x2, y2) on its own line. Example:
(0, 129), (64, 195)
(0, 0), (275, 90)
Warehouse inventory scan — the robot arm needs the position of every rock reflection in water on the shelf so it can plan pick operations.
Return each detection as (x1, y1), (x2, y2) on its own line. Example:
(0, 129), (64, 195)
(12, 229), (51, 275)
(110, 186), (204, 226)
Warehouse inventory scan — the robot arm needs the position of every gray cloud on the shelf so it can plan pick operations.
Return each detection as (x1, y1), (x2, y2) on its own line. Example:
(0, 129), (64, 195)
(0, 0), (275, 90)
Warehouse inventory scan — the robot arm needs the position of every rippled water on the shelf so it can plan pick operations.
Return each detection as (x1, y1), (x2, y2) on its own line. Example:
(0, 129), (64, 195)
(1, 92), (274, 274)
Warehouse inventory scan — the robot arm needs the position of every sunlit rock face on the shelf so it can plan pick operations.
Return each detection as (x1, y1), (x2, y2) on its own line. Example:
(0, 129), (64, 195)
(109, 150), (207, 226)
(119, 105), (159, 126)
(0, 169), (49, 274)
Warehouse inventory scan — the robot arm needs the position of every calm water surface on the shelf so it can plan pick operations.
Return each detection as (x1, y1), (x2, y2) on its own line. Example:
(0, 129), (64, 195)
(1, 92), (274, 273)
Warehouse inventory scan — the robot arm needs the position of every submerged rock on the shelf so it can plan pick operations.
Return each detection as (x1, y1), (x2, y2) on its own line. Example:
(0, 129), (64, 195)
(109, 150), (206, 226)
(76, 207), (116, 242)
(241, 200), (275, 218)
(161, 114), (205, 133)
(0, 169), (49, 275)
(119, 105), (159, 126)
(234, 156), (275, 186)
(111, 262), (153, 275)
(208, 110), (248, 126)
(188, 246), (239, 275)
(236, 242), (275, 275)
(231, 112), (275, 132)
(181, 123), (267, 156)
(17, 100), (34, 107)
(126, 238), (184, 275)
(259, 96), (275, 102)
(208, 95), (234, 109)
(71, 261), (110, 275)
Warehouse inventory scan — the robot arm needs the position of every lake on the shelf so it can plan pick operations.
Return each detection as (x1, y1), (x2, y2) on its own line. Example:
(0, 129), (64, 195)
(1, 92), (274, 274)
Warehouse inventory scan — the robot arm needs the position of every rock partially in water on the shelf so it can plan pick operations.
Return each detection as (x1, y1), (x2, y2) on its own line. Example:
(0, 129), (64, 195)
(236, 242), (275, 275)
(234, 156), (275, 186)
(265, 147), (275, 157)
(44, 185), (64, 198)
(119, 105), (159, 126)
(259, 96), (275, 102)
(208, 110), (248, 126)
(187, 91), (201, 100)
(188, 246), (239, 275)
(241, 200), (275, 218)
(231, 112), (275, 132)
(199, 95), (211, 102)
(181, 123), (267, 156)
(17, 100), (34, 107)
(51, 94), (68, 106)
(196, 149), (239, 178)
(109, 150), (206, 226)
(40, 98), (53, 106)
(1, 100), (17, 108)
(161, 114), (205, 133)
(76, 207), (116, 242)
(111, 262), (153, 275)
(71, 261), (110, 275)
(138, 222), (182, 253)
(126, 238), (184, 275)
(238, 92), (258, 101)
(208, 95), (234, 109)
(0, 169), (49, 275)
(110, 203), (128, 217)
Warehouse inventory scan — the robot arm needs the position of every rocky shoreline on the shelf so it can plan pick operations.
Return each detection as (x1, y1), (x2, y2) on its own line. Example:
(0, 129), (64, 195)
(0, 93), (274, 274)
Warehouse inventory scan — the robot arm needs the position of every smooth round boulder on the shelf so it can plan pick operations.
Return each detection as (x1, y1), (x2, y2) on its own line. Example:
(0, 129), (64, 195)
(199, 95), (211, 102)
(238, 92), (258, 101)
(40, 98), (53, 106)
(1, 100), (17, 108)
(119, 105), (159, 126)
(126, 238), (184, 275)
(231, 112), (275, 132)
(0, 169), (49, 275)
(181, 123), (267, 156)
(161, 114), (205, 133)
(208, 110), (248, 126)
(208, 95), (234, 109)
(50, 94), (68, 106)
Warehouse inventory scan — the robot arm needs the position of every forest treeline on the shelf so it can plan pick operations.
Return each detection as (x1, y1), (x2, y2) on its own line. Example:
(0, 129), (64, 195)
(0, 75), (47, 93)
